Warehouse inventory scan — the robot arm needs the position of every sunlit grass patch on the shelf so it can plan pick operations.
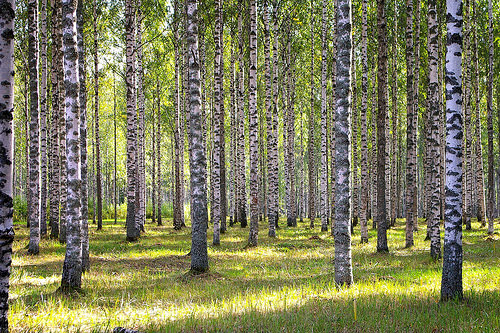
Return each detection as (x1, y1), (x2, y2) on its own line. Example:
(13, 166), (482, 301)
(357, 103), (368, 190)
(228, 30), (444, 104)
(10, 217), (500, 332)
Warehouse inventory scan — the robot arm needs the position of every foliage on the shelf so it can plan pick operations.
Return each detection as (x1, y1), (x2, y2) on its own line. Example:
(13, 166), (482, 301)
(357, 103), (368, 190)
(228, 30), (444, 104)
(12, 196), (27, 224)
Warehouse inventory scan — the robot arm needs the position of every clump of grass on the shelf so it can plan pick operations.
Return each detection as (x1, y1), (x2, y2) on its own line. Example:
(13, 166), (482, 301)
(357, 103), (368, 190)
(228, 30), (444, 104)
(10, 218), (500, 332)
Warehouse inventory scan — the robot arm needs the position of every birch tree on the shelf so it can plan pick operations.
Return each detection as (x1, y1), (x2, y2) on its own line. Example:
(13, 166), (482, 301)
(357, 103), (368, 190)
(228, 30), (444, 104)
(334, 0), (353, 286)
(27, 0), (40, 255)
(265, 0), (278, 237)
(405, 0), (417, 248)
(125, 0), (139, 241)
(359, 0), (369, 243)
(186, 0), (209, 273)
(0, 0), (15, 328)
(93, 0), (103, 231)
(441, 0), (463, 302)
(77, 0), (89, 272)
(248, 0), (259, 246)
(320, 0), (329, 232)
(49, 0), (62, 239)
(376, 0), (389, 253)
(427, 0), (441, 259)
(486, 0), (494, 234)
(40, 0), (48, 237)
(212, 0), (223, 245)
(61, 0), (83, 292)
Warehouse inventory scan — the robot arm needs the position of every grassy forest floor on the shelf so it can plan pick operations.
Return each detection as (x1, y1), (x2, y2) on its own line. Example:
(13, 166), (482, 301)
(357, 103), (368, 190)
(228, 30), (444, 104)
(10, 217), (500, 332)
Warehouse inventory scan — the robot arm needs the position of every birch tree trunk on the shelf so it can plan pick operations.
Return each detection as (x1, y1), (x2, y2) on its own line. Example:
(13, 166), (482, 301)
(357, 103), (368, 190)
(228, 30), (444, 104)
(40, 0), (48, 237)
(0, 1), (15, 328)
(405, 0), (416, 248)
(427, 0), (441, 259)
(186, 0), (209, 273)
(376, 0), (389, 253)
(27, 0), (40, 255)
(49, 0), (62, 239)
(248, 0), (259, 247)
(390, 0), (398, 228)
(157, 79), (162, 226)
(173, 0), (183, 231)
(77, 0), (89, 272)
(211, 0), (223, 244)
(330, 0), (338, 231)
(219, 1), (227, 234)
(486, 0), (494, 234)
(308, 2), (316, 228)
(265, 0), (278, 237)
(334, 0), (353, 286)
(320, 0), (329, 232)
(93, 0), (103, 231)
(136, 3), (146, 232)
(58, 0), (68, 243)
(125, 0), (139, 241)
(462, 0), (472, 230)
(113, 76), (118, 225)
(286, 51), (297, 228)
(359, 0), (369, 243)
(61, 0), (82, 291)
(441, 0), (463, 302)
(236, 5), (247, 228)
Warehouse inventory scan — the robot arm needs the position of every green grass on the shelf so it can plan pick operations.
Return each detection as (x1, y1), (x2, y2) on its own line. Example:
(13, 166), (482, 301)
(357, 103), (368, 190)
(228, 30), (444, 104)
(10, 217), (500, 332)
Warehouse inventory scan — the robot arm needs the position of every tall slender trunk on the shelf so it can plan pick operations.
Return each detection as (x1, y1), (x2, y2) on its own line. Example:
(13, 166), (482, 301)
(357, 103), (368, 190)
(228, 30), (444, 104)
(485, 0), (494, 233)
(229, 42), (236, 227)
(152, 92), (156, 226)
(427, 0), (441, 259)
(413, 0), (421, 230)
(236, 5), (247, 228)
(125, 0), (139, 241)
(219, 0), (227, 234)
(359, 0), (369, 243)
(61, 0), (82, 291)
(77, 0), (89, 272)
(370, 69), (377, 228)
(93, 0), (103, 231)
(157, 81), (162, 225)
(0, 1), (16, 328)
(376, 0), (389, 253)
(49, 0), (62, 239)
(211, 0), (223, 244)
(40, 0), (48, 238)
(405, 0), (416, 247)
(286, 48), (297, 228)
(186, 0), (209, 273)
(462, 0), (472, 230)
(330, 0), (338, 231)
(334, 0), (353, 286)
(27, 0), (40, 255)
(113, 75), (117, 225)
(320, 0), (329, 232)
(136, 3), (146, 232)
(390, 0), (398, 228)
(308, 1), (316, 228)
(351, 37), (358, 232)
(441, 0), (463, 302)
(58, 0), (68, 243)
(248, 0), (259, 247)
(265, 0), (278, 237)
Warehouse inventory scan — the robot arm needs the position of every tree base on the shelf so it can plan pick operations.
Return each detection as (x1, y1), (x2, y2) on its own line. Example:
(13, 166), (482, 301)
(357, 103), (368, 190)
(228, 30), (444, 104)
(57, 285), (85, 296)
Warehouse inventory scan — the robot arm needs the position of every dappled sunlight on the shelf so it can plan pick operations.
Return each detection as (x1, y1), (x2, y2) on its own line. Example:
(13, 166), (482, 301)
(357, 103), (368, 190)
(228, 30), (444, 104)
(9, 218), (500, 332)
